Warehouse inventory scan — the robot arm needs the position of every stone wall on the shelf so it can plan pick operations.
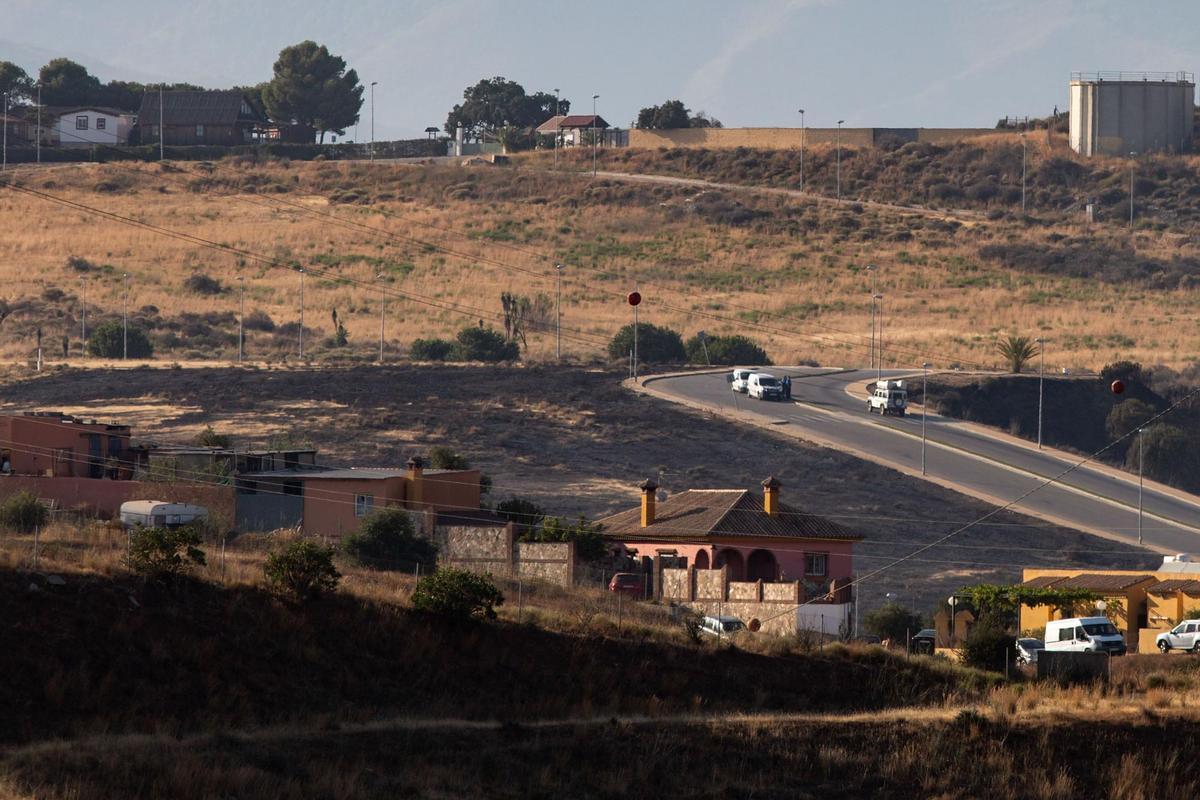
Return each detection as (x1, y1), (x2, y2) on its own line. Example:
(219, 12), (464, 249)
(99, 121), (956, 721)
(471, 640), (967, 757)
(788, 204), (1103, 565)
(661, 566), (832, 637)
(441, 523), (575, 588)
(626, 126), (996, 151)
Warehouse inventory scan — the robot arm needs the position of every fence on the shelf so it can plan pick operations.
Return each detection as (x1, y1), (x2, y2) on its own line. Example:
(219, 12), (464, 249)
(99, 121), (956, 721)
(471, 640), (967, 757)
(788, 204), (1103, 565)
(0, 138), (444, 165)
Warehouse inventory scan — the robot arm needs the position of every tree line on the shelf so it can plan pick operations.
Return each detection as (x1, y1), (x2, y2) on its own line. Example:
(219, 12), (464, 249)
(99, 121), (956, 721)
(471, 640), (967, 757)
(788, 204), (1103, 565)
(0, 41), (363, 143)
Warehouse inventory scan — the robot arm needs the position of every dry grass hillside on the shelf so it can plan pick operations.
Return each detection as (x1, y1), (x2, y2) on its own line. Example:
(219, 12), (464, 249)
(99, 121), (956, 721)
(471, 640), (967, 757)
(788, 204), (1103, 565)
(0, 146), (1198, 372)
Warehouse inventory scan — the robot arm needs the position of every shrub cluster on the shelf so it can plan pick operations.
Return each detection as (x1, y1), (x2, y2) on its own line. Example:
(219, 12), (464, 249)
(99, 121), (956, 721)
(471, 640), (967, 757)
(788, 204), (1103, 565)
(125, 526), (206, 580)
(0, 491), (49, 533)
(263, 539), (341, 601)
(684, 333), (771, 366)
(409, 326), (519, 363)
(607, 322), (685, 363)
(411, 568), (504, 620)
(341, 507), (437, 571)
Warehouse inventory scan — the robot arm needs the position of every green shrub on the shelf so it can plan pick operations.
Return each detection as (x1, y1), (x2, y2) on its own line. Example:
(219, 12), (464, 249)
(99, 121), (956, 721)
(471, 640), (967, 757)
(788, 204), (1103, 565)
(184, 273), (224, 295)
(494, 497), (546, 532)
(342, 507), (437, 571)
(263, 539), (341, 601)
(125, 526), (206, 580)
(607, 322), (686, 363)
(960, 622), (1016, 674)
(411, 568), (504, 620)
(0, 491), (49, 533)
(862, 602), (924, 644)
(454, 326), (520, 362)
(428, 446), (470, 470)
(409, 337), (455, 361)
(87, 320), (154, 358)
(684, 333), (771, 366)
(523, 515), (607, 562)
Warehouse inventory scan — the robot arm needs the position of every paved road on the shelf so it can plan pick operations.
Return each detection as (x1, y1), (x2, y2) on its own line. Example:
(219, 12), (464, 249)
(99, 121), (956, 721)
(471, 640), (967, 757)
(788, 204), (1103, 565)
(649, 368), (1200, 555)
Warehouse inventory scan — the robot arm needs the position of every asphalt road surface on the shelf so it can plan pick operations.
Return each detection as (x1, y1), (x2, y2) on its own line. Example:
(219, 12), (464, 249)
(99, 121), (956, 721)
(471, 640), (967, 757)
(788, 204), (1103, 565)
(649, 368), (1200, 555)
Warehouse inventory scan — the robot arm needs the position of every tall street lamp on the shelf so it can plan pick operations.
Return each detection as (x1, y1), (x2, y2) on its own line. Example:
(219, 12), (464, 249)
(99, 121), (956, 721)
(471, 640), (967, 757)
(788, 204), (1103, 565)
(377, 271), (387, 363)
(370, 81), (378, 161)
(797, 108), (805, 191)
(298, 268), (305, 359)
(553, 88), (560, 168)
(122, 273), (130, 360)
(866, 264), (877, 370)
(2, 91), (8, 172)
(237, 275), (245, 363)
(1138, 427), (1146, 545)
(36, 82), (41, 164)
(592, 94), (600, 177)
(873, 293), (883, 380)
(1036, 337), (1045, 449)
(555, 263), (564, 362)
(79, 276), (87, 356)
(836, 119), (845, 201)
(921, 362), (931, 475)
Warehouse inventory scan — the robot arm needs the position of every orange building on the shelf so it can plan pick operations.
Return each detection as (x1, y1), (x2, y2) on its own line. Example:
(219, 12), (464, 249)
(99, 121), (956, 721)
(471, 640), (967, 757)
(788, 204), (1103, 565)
(0, 412), (142, 479)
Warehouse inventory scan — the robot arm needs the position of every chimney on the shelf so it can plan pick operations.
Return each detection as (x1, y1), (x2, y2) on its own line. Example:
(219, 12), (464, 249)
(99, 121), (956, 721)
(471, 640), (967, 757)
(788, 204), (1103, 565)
(406, 456), (424, 509)
(762, 476), (781, 516)
(640, 478), (658, 527)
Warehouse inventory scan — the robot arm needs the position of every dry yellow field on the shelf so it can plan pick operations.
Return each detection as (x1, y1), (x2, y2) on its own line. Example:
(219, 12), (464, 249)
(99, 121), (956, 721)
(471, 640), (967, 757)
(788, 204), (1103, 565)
(0, 151), (1195, 371)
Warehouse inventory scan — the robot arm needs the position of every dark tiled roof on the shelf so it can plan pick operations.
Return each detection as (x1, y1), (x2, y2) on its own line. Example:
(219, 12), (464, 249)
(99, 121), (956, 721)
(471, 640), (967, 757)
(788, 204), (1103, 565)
(1049, 573), (1155, 591)
(597, 489), (860, 542)
(1021, 575), (1064, 588)
(536, 114), (609, 132)
(1148, 579), (1200, 595)
(137, 91), (267, 126)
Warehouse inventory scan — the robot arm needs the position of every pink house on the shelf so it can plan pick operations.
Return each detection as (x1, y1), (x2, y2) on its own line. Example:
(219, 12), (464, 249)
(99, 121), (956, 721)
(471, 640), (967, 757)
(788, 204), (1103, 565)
(598, 477), (858, 587)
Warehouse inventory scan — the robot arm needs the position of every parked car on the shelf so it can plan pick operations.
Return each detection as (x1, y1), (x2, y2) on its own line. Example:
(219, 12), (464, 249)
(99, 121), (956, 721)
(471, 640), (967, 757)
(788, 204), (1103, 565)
(910, 628), (937, 654)
(747, 373), (783, 401)
(867, 379), (907, 416)
(1156, 619), (1200, 653)
(608, 572), (646, 599)
(1015, 638), (1045, 665)
(1044, 617), (1127, 656)
(699, 615), (746, 638)
(730, 369), (752, 393)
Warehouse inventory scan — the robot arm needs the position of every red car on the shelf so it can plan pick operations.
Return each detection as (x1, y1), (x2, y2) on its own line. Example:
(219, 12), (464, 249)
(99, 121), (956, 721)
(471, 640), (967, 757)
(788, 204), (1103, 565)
(608, 573), (645, 599)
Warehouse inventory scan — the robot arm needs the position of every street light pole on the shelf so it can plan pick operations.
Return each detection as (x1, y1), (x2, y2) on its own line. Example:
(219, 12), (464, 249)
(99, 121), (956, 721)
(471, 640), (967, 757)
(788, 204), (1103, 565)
(237, 275), (245, 363)
(866, 264), (877, 370)
(1020, 133), (1027, 213)
(797, 108), (805, 191)
(79, 276), (87, 356)
(592, 94), (599, 177)
(553, 88), (560, 168)
(370, 81), (378, 161)
(36, 82), (41, 164)
(2, 91), (7, 172)
(298, 268), (305, 359)
(1036, 338), (1045, 449)
(555, 263), (564, 361)
(1129, 151), (1136, 230)
(922, 362), (931, 475)
(1138, 427), (1145, 545)
(122, 272), (130, 360)
(874, 294), (884, 381)
(377, 271), (386, 364)
(836, 119), (845, 201)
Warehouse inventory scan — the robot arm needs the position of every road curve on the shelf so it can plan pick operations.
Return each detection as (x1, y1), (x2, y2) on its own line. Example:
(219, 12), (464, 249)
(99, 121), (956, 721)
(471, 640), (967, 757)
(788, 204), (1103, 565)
(645, 368), (1200, 555)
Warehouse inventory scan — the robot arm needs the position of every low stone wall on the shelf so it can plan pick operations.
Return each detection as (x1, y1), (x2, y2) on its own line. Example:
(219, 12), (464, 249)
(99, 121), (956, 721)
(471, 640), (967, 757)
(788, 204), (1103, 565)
(662, 566), (834, 637)
(441, 524), (575, 588)
(626, 126), (996, 151)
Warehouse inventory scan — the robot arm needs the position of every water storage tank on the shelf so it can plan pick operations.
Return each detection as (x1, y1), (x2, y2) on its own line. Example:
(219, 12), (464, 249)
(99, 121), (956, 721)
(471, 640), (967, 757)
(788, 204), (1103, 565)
(1069, 71), (1195, 156)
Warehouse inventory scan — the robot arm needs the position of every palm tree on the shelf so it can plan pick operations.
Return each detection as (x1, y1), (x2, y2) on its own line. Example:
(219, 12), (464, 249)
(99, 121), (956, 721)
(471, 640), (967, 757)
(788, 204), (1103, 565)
(996, 334), (1040, 374)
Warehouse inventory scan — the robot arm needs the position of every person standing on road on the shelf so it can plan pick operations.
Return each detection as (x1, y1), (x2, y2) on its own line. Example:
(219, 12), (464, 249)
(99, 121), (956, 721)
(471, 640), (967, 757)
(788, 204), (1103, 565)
(782, 375), (792, 400)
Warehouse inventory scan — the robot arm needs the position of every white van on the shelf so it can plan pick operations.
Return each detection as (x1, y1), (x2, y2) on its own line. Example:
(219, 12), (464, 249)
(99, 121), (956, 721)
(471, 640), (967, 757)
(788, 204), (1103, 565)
(730, 369), (752, 393)
(747, 373), (783, 401)
(1044, 617), (1127, 656)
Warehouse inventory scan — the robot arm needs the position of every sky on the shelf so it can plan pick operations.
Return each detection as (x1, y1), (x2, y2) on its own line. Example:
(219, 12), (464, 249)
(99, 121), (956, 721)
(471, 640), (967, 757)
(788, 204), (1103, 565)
(4, 0), (1200, 140)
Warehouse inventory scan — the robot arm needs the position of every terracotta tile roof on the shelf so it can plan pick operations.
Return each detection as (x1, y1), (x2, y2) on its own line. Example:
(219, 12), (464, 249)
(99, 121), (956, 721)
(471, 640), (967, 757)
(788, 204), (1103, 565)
(1147, 579), (1200, 595)
(1021, 575), (1064, 588)
(535, 114), (609, 133)
(1048, 573), (1156, 591)
(597, 489), (860, 542)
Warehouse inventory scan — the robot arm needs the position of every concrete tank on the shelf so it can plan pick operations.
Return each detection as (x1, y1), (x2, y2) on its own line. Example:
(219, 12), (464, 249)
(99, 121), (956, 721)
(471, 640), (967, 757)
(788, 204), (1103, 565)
(1069, 71), (1195, 156)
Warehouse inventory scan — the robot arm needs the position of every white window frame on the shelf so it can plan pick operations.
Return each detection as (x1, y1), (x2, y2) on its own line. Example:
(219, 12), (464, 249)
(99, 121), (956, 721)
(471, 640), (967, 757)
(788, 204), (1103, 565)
(95, 117), (106, 130)
(354, 494), (374, 517)
(805, 552), (828, 576)
(75, 115), (88, 130)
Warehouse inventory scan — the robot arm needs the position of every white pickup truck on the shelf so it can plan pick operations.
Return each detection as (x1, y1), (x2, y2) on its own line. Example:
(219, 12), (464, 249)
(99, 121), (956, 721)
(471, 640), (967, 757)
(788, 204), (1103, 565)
(867, 379), (908, 416)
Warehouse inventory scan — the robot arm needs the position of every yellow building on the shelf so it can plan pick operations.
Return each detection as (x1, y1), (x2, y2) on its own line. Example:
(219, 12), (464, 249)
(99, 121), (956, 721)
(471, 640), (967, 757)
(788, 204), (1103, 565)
(1020, 568), (1200, 653)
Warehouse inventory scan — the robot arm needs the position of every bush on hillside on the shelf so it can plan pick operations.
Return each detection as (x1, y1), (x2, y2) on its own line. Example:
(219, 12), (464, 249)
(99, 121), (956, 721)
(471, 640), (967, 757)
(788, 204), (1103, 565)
(243, 309), (276, 331)
(125, 526), (206, 580)
(87, 320), (154, 358)
(1106, 399), (1156, 442)
(607, 322), (686, 364)
(454, 326), (520, 362)
(0, 491), (49, 534)
(411, 568), (504, 620)
(428, 446), (470, 470)
(960, 621), (1017, 674)
(409, 337), (456, 361)
(183, 273), (224, 295)
(494, 497), (546, 533)
(1129, 424), (1200, 488)
(684, 333), (771, 366)
(263, 539), (341, 601)
(342, 507), (437, 571)
(863, 602), (925, 644)
(193, 425), (231, 448)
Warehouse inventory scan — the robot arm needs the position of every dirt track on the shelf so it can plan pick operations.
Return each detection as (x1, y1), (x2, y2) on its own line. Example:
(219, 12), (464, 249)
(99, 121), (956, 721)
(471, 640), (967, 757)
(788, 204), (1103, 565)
(0, 363), (1156, 610)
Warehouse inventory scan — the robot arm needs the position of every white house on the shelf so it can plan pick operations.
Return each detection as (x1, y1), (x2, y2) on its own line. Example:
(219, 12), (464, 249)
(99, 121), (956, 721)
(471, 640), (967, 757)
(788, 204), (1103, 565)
(50, 107), (135, 147)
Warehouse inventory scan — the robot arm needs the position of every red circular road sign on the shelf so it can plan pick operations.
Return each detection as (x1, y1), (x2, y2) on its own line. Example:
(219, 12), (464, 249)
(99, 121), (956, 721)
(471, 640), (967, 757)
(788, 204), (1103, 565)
(1111, 379), (1126, 395)
(627, 291), (642, 307)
